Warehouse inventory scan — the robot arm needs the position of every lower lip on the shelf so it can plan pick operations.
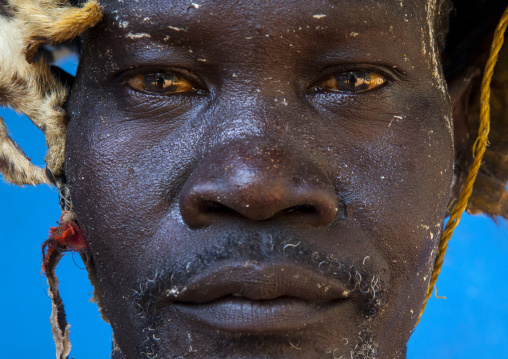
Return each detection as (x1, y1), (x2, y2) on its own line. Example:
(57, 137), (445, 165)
(172, 297), (344, 333)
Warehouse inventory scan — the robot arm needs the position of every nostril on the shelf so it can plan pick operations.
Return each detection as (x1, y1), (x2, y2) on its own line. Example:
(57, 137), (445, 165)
(200, 202), (323, 222)
(200, 201), (239, 216)
(181, 185), (339, 228)
(285, 204), (318, 216)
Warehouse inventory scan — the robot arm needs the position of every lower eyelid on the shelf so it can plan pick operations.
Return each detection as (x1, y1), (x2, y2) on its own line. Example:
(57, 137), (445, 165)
(122, 84), (209, 108)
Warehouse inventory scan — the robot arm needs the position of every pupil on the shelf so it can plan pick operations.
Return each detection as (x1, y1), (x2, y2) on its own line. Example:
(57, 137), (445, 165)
(155, 73), (165, 91)
(348, 72), (357, 89)
(326, 70), (383, 93)
(146, 72), (179, 93)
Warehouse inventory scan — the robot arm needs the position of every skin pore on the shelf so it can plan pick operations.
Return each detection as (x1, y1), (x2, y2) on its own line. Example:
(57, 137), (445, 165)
(64, 0), (465, 358)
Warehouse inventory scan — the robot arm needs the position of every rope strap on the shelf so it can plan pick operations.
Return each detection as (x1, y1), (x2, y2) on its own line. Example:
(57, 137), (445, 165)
(417, 5), (508, 324)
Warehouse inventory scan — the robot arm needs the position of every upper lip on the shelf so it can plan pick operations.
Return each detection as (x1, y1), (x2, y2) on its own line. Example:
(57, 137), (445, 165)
(160, 262), (350, 304)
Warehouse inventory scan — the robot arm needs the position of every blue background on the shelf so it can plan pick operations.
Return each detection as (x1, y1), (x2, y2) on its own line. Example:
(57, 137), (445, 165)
(0, 57), (507, 358)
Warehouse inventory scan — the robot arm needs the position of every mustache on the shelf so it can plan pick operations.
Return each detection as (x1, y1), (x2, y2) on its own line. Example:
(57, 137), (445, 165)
(132, 231), (386, 318)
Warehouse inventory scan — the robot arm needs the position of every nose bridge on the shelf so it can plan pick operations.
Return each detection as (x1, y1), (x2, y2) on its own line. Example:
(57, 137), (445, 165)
(248, 66), (297, 100)
(209, 79), (304, 149)
(212, 141), (312, 193)
(179, 139), (339, 228)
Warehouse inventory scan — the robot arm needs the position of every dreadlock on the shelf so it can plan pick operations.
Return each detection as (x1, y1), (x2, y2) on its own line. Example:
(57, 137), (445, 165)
(0, 1), (102, 358)
(441, 0), (508, 217)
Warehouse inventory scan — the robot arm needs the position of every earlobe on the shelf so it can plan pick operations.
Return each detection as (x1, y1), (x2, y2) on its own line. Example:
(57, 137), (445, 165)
(447, 66), (481, 207)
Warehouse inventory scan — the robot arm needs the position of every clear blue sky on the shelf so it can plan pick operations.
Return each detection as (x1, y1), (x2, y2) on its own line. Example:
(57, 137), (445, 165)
(0, 56), (507, 359)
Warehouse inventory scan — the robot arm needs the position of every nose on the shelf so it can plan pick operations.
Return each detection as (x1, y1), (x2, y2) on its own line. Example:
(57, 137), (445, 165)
(179, 142), (338, 228)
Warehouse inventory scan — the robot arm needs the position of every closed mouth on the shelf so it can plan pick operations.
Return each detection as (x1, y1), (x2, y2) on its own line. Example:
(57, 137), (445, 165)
(158, 262), (351, 333)
(172, 295), (347, 333)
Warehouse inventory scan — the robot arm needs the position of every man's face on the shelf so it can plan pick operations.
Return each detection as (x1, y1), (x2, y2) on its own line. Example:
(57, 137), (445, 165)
(65, 0), (454, 357)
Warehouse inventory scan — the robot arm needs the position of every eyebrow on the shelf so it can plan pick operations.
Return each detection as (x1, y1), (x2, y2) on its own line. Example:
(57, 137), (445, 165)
(105, 0), (419, 43)
(98, 0), (428, 78)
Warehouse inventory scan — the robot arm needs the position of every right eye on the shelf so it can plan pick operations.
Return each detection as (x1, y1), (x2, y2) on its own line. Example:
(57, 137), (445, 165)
(312, 70), (386, 94)
(126, 72), (196, 94)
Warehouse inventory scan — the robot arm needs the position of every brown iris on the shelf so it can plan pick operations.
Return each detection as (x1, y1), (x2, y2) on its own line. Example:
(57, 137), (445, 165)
(316, 70), (386, 93)
(127, 72), (195, 94)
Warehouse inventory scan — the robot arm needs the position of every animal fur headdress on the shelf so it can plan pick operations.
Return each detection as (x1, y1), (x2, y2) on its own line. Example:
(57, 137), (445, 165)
(0, 0), (507, 358)
(0, 0), (102, 185)
(0, 1), (103, 358)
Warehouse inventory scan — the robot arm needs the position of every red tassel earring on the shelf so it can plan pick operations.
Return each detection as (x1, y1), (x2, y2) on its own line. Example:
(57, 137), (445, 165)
(42, 212), (89, 272)
(41, 211), (90, 359)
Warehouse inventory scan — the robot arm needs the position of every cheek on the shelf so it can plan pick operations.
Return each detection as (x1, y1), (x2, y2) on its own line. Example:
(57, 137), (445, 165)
(313, 89), (454, 326)
(337, 101), (454, 345)
(369, 102), (453, 265)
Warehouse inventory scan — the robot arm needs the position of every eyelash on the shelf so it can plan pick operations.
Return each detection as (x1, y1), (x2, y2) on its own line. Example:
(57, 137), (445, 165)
(120, 65), (397, 98)
(308, 65), (397, 95)
(311, 71), (387, 94)
(121, 68), (206, 97)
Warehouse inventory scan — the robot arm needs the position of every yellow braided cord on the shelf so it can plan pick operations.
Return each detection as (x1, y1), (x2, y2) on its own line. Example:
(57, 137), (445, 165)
(417, 6), (508, 325)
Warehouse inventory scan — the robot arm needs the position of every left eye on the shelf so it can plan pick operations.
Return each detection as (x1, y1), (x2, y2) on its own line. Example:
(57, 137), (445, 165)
(313, 70), (386, 93)
(126, 72), (196, 94)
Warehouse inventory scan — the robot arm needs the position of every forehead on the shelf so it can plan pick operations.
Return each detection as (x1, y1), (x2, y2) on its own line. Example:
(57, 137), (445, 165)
(104, 0), (429, 18)
(99, 0), (434, 44)
(89, 0), (441, 82)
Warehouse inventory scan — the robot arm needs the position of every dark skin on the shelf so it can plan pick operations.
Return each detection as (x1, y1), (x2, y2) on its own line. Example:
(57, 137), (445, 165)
(65, 0), (473, 358)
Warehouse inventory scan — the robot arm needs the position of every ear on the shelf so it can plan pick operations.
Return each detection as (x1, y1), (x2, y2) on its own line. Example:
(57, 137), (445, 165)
(447, 66), (481, 209)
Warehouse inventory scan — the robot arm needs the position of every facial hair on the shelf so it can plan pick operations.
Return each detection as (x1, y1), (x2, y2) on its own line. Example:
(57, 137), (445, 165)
(131, 231), (386, 358)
